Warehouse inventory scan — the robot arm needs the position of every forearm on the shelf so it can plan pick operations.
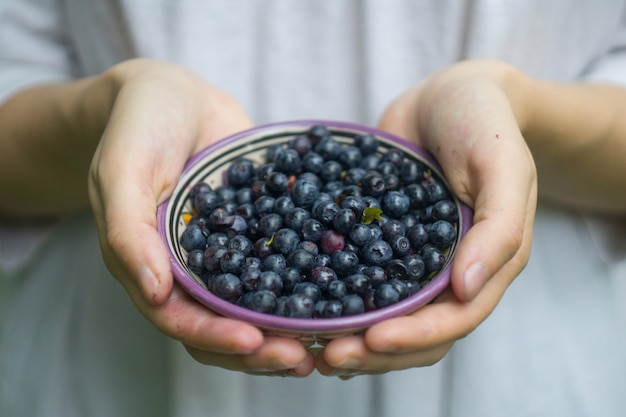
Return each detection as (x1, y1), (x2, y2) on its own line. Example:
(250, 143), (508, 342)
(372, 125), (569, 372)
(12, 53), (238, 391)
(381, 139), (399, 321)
(511, 71), (626, 213)
(0, 76), (115, 218)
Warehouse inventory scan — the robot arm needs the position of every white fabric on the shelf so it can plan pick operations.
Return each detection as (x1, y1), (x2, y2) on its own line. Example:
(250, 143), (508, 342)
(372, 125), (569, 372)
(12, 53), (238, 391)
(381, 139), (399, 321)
(1, 1), (626, 416)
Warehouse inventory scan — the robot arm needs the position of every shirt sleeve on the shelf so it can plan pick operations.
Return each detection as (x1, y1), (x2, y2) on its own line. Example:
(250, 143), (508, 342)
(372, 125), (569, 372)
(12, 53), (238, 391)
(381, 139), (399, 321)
(0, 0), (77, 103)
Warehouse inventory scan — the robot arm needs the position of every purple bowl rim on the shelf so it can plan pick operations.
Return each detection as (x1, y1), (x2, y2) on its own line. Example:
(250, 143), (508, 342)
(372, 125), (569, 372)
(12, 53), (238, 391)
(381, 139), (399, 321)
(156, 119), (473, 333)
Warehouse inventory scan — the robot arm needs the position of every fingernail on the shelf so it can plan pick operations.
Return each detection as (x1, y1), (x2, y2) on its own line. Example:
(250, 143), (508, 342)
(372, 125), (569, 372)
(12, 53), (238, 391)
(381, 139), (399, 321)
(463, 262), (489, 301)
(335, 357), (360, 369)
(137, 266), (159, 303)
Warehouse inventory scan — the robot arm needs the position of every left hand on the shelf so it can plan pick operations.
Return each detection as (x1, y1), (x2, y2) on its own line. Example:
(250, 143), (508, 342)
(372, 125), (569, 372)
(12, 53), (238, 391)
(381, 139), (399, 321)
(316, 60), (537, 377)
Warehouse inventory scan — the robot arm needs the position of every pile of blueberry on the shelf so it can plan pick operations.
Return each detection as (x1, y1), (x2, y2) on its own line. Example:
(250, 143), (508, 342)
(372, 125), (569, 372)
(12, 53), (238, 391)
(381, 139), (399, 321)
(179, 125), (458, 319)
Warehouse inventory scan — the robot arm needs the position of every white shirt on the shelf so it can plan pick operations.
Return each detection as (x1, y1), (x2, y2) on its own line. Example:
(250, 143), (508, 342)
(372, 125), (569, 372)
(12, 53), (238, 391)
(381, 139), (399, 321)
(1, 1), (626, 416)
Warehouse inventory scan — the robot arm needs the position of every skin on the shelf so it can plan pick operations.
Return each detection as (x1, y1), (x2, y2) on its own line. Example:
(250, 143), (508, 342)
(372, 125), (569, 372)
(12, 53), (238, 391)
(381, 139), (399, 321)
(1, 58), (625, 378)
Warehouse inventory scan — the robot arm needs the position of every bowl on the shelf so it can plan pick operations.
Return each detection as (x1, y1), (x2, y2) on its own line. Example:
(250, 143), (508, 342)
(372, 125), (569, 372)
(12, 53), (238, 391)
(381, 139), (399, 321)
(156, 120), (473, 343)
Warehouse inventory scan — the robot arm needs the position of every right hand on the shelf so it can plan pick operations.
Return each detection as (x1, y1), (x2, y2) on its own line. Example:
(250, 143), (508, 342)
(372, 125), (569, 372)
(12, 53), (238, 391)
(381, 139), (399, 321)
(88, 59), (316, 377)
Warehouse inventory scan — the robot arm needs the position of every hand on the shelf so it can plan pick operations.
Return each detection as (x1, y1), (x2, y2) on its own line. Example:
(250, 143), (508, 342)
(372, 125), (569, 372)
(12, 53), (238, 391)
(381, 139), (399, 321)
(88, 59), (315, 377)
(317, 60), (537, 377)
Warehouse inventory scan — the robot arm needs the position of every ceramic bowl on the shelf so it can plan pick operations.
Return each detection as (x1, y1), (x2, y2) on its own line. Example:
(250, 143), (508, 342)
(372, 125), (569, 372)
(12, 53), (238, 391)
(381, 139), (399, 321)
(156, 120), (473, 343)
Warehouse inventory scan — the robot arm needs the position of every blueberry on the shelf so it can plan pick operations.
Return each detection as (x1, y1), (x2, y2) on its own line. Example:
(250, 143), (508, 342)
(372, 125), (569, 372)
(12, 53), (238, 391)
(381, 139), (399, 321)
(290, 179), (319, 208)
(419, 244), (446, 273)
(330, 250), (359, 277)
(235, 187), (253, 205)
(364, 266), (387, 287)
(194, 190), (220, 216)
(341, 294), (365, 316)
(302, 152), (324, 174)
(326, 279), (348, 300)
(354, 133), (379, 155)
(337, 145), (362, 169)
(253, 236), (274, 259)
(257, 271), (283, 294)
(254, 195), (276, 217)
(381, 219), (406, 241)
(407, 223), (429, 250)
(215, 185), (237, 205)
(382, 148), (404, 166)
(298, 172), (323, 190)
(360, 154), (381, 170)
(286, 248), (316, 273)
(432, 200), (459, 222)
(262, 254), (287, 273)
(424, 181), (449, 203)
(203, 245), (229, 273)
(314, 136), (342, 160)
(283, 207), (311, 230)
(293, 282), (322, 303)
(265, 172), (289, 195)
(284, 293), (315, 318)
(429, 220), (457, 249)
(243, 290), (277, 314)
(315, 253), (332, 268)
(228, 235), (253, 256)
(388, 278), (410, 300)
(399, 160), (423, 184)
(250, 181), (269, 200)
(289, 134), (313, 156)
(212, 273), (243, 302)
(320, 160), (343, 182)
(332, 208), (356, 234)
(404, 254), (426, 280)
(186, 249), (205, 275)
(220, 249), (246, 275)
(272, 228), (301, 254)
(344, 273), (372, 296)
(180, 223), (207, 251)
(382, 191), (411, 218)
(258, 213), (283, 237)
(384, 174), (401, 191)
(360, 172), (386, 197)
(214, 215), (248, 236)
(378, 161), (398, 176)
(226, 158), (254, 187)
(296, 240), (319, 255)
(374, 283), (400, 308)
(274, 148), (302, 175)
(235, 203), (256, 220)
(189, 182), (212, 200)
(405, 183), (428, 209)
(343, 168), (366, 186)
(306, 124), (331, 145)
(315, 300), (343, 318)
(389, 235), (411, 257)
(309, 267), (337, 293)
(281, 267), (302, 294)
(301, 219), (324, 242)
(240, 265), (261, 292)
(314, 200), (340, 225)
(401, 213), (419, 228)
(273, 196), (295, 216)
(349, 223), (374, 247)
(361, 240), (394, 266)
(386, 259), (408, 281)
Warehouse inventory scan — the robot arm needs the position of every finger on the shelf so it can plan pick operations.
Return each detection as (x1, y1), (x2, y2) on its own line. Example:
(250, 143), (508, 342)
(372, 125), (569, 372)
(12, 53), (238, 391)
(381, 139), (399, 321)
(316, 335), (451, 376)
(126, 283), (266, 354)
(185, 336), (316, 376)
(362, 240), (529, 355)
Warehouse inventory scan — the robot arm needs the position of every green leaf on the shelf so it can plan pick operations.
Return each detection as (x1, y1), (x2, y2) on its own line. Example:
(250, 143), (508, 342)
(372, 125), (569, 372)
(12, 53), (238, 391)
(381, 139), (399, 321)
(361, 207), (384, 225)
